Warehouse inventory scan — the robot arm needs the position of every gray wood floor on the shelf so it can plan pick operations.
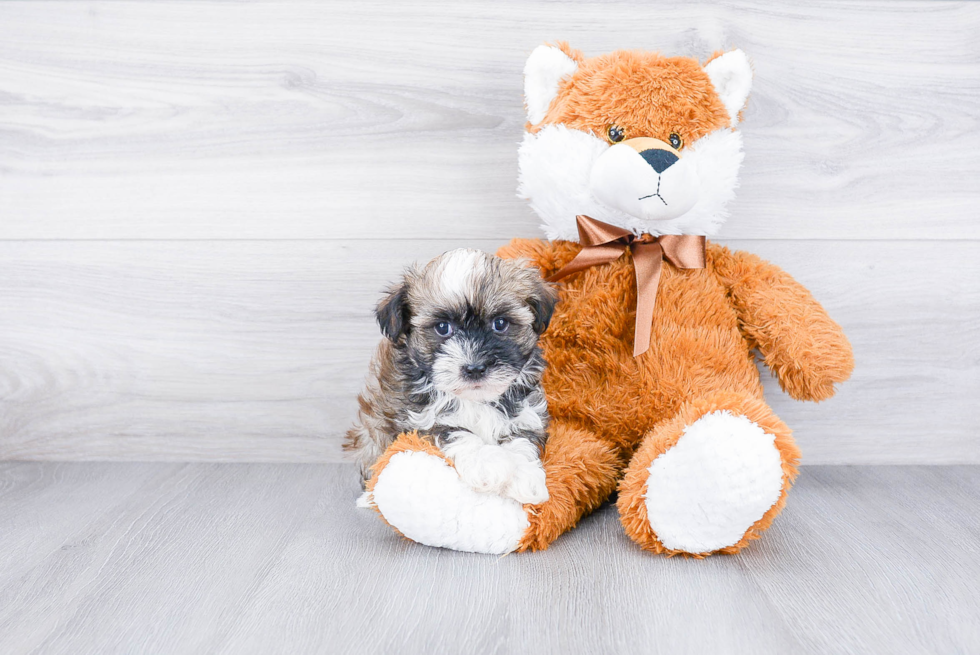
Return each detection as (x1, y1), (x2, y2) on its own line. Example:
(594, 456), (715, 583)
(1, 463), (977, 655)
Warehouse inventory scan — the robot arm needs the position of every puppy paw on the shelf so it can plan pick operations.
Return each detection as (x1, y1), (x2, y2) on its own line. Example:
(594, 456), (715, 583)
(355, 490), (375, 509)
(453, 445), (517, 495)
(504, 459), (549, 505)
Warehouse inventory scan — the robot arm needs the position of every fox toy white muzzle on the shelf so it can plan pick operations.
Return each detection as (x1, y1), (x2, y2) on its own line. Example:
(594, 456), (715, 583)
(589, 137), (699, 222)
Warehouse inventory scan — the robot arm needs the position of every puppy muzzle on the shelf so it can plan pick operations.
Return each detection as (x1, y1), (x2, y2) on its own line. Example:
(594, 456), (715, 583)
(589, 137), (698, 222)
(431, 341), (516, 402)
(461, 358), (496, 381)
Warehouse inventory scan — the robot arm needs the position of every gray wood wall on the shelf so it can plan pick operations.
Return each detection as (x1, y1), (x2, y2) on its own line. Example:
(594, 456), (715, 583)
(1, 1), (977, 463)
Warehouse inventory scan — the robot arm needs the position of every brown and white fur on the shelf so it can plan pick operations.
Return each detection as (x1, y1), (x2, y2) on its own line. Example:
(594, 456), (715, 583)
(345, 248), (557, 505)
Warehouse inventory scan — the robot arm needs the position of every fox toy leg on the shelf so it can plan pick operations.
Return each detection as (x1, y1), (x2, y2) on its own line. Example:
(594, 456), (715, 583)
(365, 420), (621, 554)
(365, 433), (531, 554)
(517, 418), (622, 551)
(617, 391), (800, 556)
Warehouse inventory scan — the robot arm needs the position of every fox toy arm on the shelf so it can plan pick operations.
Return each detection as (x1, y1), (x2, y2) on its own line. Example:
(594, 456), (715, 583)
(710, 245), (854, 402)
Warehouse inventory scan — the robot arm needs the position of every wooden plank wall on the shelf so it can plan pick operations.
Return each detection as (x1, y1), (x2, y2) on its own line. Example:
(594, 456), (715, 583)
(1, 1), (978, 463)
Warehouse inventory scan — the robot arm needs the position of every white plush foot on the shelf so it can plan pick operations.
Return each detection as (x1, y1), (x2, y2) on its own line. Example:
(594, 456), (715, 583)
(643, 410), (785, 553)
(371, 450), (529, 554)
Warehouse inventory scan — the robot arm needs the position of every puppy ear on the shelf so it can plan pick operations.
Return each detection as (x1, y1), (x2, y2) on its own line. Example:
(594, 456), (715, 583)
(524, 43), (580, 125)
(528, 280), (558, 334)
(376, 281), (411, 342)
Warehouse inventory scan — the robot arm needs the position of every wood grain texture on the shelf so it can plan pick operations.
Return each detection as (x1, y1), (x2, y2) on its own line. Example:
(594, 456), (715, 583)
(1, 1), (978, 464)
(1, 239), (977, 464)
(0, 463), (978, 654)
(0, 1), (978, 240)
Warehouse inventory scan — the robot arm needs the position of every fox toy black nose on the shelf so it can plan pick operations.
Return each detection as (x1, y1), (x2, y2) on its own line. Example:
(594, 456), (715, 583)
(639, 148), (678, 174)
(462, 363), (488, 379)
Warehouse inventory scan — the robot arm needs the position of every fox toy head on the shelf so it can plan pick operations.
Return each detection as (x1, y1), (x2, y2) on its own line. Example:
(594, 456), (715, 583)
(518, 43), (753, 240)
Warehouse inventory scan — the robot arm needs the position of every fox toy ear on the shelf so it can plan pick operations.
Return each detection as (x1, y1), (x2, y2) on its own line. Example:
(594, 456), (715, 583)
(704, 49), (753, 127)
(524, 44), (580, 125)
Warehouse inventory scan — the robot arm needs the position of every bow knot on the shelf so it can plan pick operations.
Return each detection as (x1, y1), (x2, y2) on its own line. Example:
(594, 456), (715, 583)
(546, 215), (706, 357)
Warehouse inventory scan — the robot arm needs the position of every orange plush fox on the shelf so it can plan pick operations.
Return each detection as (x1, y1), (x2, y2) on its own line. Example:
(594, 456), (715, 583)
(362, 44), (854, 556)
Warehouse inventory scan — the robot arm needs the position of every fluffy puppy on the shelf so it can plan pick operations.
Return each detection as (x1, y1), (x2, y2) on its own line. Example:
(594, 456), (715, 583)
(345, 248), (557, 505)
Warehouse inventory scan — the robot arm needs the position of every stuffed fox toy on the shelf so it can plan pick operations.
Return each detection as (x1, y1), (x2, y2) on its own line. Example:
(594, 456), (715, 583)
(361, 43), (854, 556)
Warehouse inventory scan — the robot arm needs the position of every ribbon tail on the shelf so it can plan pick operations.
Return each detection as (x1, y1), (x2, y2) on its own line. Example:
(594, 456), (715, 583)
(630, 242), (664, 357)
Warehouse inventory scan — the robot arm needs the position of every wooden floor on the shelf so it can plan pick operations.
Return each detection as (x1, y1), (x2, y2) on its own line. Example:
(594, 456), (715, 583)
(1, 464), (977, 654)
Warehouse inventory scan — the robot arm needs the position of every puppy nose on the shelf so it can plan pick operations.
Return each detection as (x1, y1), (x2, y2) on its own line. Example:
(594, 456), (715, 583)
(639, 148), (679, 174)
(462, 363), (488, 380)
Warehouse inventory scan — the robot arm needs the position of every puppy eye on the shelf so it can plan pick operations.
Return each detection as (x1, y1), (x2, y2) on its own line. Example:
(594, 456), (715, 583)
(434, 321), (453, 337)
(668, 133), (683, 149)
(607, 125), (625, 143)
(491, 317), (509, 333)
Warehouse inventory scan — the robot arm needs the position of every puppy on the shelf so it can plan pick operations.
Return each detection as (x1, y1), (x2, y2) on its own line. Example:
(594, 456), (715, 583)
(344, 248), (557, 505)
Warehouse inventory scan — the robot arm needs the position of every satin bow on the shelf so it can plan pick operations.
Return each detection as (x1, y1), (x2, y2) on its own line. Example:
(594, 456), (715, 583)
(546, 215), (706, 357)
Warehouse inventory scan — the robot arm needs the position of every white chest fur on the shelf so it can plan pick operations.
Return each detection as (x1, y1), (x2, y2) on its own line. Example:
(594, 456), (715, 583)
(405, 392), (545, 445)
(401, 389), (551, 507)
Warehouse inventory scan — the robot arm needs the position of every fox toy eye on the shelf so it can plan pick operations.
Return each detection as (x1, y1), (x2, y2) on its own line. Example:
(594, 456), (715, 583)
(434, 321), (453, 337)
(668, 133), (683, 149)
(607, 125), (626, 143)
(491, 317), (509, 333)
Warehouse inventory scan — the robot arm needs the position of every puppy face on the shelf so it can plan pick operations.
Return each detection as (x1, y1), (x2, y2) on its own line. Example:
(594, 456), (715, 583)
(376, 249), (555, 402)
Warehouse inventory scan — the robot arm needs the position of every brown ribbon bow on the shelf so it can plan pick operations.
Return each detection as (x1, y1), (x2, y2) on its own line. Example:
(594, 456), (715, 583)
(546, 215), (706, 357)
